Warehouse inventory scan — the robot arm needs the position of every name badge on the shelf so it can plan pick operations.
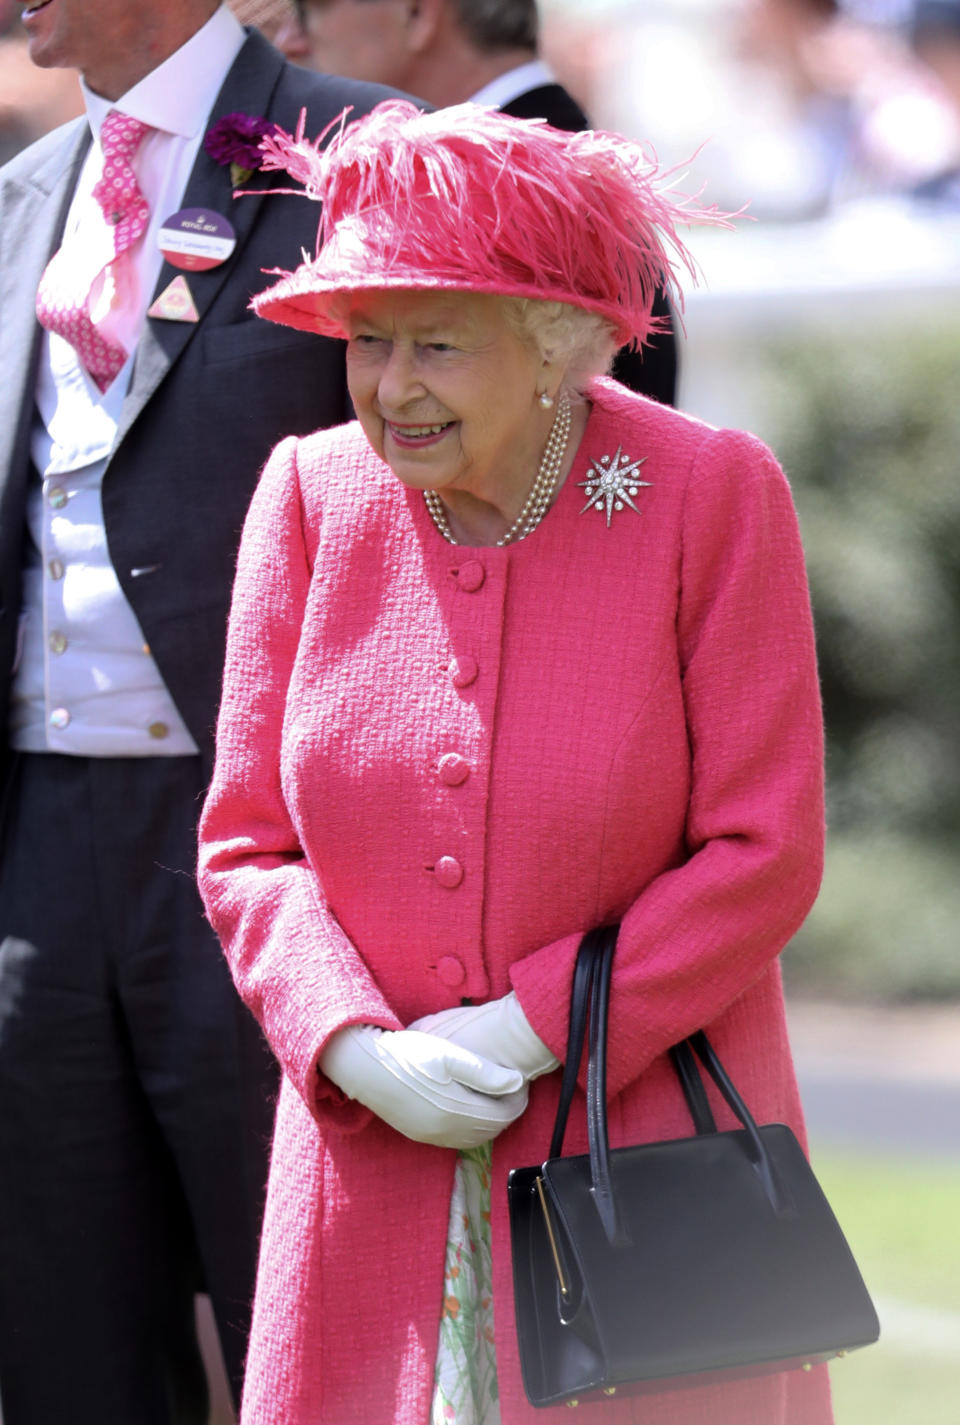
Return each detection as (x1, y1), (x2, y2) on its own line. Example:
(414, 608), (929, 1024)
(158, 208), (236, 271)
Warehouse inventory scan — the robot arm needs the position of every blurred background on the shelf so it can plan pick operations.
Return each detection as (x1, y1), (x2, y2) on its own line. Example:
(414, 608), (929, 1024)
(2, 0), (957, 1419)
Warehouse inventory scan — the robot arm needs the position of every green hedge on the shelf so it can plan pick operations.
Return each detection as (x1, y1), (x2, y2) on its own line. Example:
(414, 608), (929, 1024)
(756, 328), (960, 1001)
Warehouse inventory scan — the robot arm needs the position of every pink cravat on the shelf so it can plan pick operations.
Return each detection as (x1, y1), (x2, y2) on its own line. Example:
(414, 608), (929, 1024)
(36, 111), (151, 393)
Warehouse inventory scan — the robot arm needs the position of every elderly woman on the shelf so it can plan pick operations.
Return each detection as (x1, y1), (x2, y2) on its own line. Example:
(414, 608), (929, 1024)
(198, 102), (829, 1425)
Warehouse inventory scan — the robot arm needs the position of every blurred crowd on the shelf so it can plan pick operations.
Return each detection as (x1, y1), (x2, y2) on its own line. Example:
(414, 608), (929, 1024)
(549, 0), (960, 219)
(4, 0), (960, 218)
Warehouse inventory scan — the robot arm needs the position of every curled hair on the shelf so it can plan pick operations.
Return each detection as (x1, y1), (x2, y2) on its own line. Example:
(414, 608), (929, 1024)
(501, 298), (618, 394)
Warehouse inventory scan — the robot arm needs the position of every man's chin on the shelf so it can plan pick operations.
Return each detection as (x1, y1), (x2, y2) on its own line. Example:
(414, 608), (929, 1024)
(19, 0), (59, 66)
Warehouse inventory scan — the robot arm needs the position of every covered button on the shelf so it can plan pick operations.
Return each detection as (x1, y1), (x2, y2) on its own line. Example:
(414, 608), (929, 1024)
(453, 560), (485, 592)
(449, 655), (478, 688)
(437, 956), (466, 988)
(438, 753), (470, 786)
(433, 856), (464, 888)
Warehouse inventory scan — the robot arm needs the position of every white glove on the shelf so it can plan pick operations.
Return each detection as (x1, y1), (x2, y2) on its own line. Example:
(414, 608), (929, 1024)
(319, 1025), (528, 1149)
(408, 992), (559, 1084)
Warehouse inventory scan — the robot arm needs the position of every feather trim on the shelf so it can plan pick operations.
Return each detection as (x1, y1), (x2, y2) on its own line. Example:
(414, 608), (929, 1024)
(254, 100), (736, 346)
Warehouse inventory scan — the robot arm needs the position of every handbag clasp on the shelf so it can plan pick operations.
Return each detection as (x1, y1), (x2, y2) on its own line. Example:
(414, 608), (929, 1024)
(535, 1174), (570, 1301)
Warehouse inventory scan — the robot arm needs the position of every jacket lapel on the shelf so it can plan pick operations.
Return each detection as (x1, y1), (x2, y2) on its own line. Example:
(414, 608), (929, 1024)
(115, 30), (287, 448)
(0, 122), (90, 505)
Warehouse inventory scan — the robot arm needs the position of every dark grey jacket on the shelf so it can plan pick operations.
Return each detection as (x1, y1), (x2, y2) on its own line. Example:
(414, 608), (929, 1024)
(0, 30), (396, 778)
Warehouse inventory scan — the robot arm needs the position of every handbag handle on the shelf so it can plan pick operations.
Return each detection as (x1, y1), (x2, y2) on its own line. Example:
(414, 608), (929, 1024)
(585, 924), (624, 1244)
(548, 925), (614, 1161)
(668, 1039), (717, 1134)
(551, 928), (792, 1247)
(681, 1032), (791, 1215)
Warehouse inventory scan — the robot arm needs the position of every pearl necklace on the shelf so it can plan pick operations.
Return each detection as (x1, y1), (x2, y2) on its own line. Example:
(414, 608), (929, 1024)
(423, 395), (573, 547)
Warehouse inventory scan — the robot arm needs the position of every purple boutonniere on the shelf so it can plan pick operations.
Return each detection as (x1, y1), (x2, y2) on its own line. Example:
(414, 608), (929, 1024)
(204, 112), (281, 187)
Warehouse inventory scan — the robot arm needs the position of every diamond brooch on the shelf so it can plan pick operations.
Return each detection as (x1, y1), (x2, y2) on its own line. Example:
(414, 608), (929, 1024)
(578, 446), (650, 527)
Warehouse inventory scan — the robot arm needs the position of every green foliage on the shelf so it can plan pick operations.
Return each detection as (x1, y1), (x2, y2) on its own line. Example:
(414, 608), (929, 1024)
(811, 1147), (960, 1425)
(786, 831), (960, 1000)
(757, 327), (960, 1000)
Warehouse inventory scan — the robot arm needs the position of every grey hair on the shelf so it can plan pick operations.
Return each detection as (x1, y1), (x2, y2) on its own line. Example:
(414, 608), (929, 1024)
(501, 297), (619, 395)
(452, 0), (539, 52)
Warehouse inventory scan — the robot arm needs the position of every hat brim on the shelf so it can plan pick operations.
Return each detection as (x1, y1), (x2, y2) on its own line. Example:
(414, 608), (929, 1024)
(251, 261), (636, 347)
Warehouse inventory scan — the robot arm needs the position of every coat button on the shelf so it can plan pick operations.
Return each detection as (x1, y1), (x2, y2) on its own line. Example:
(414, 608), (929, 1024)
(438, 753), (470, 786)
(437, 955), (466, 987)
(48, 630), (67, 654)
(453, 560), (485, 592)
(449, 655), (478, 688)
(49, 707), (70, 730)
(48, 486), (68, 510)
(148, 721), (170, 740)
(433, 856), (464, 888)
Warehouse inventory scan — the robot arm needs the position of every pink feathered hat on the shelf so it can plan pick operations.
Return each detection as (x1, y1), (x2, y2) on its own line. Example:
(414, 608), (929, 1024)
(252, 100), (731, 348)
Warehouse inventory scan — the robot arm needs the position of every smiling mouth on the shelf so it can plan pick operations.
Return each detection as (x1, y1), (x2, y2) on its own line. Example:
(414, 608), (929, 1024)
(391, 423), (450, 436)
(21, 0), (54, 15)
(386, 421), (454, 446)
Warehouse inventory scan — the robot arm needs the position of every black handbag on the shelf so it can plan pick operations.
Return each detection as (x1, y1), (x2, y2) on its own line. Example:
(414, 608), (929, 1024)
(507, 925), (880, 1408)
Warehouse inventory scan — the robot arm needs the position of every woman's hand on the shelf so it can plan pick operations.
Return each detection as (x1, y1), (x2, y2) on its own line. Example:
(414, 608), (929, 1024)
(409, 992), (559, 1084)
(319, 1025), (528, 1148)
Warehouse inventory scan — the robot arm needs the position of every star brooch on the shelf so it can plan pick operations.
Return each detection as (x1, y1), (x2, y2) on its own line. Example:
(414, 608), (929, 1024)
(578, 446), (651, 527)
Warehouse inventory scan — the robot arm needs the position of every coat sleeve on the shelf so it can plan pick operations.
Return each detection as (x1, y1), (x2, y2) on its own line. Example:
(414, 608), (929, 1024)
(197, 435), (402, 1131)
(510, 426), (825, 1095)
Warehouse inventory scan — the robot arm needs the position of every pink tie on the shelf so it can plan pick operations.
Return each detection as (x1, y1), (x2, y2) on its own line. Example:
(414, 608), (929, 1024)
(36, 111), (151, 392)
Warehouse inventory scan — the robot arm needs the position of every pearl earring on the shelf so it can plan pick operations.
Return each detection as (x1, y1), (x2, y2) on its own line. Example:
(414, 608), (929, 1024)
(538, 392), (555, 410)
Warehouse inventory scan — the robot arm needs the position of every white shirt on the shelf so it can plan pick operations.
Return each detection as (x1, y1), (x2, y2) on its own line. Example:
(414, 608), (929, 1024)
(10, 4), (245, 756)
(469, 60), (557, 112)
(65, 4), (246, 360)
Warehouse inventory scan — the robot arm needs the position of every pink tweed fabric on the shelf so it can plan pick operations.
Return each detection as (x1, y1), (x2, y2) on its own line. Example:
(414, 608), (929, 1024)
(199, 379), (831, 1425)
(36, 110), (150, 391)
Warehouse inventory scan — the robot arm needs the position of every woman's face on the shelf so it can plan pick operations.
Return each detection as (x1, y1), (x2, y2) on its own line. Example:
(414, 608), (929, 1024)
(344, 290), (552, 508)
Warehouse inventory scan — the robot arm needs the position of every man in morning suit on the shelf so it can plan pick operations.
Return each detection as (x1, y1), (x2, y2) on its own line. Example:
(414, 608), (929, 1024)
(287, 0), (679, 404)
(0, 3), (400, 1420)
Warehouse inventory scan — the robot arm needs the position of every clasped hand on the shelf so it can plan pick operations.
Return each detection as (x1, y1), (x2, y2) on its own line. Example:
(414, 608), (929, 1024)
(321, 993), (558, 1150)
(409, 991), (559, 1083)
(319, 1025), (528, 1149)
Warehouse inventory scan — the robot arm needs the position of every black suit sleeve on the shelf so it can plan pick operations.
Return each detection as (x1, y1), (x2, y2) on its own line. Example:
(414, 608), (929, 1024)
(610, 286), (678, 407)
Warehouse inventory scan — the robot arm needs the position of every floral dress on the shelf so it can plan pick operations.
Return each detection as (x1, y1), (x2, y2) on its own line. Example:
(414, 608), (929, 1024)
(431, 1145), (501, 1425)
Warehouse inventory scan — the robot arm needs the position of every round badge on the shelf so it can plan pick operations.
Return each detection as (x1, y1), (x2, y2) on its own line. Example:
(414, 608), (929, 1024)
(158, 207), (237, 272)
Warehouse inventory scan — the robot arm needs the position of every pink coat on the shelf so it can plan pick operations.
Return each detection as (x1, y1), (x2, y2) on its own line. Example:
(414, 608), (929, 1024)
(199, 379), (831, 1425)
